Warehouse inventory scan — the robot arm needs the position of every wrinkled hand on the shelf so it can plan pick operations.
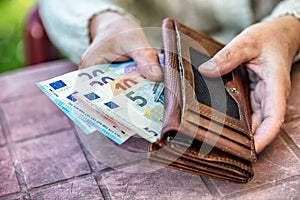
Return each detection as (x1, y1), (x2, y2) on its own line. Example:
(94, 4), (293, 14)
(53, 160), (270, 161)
(199, 15), (300, 153)
(79, 12), (163, 81)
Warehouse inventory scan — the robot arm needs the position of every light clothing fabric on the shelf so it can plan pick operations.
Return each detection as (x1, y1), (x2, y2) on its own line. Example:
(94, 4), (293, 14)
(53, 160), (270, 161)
(39, 0), (300, 64)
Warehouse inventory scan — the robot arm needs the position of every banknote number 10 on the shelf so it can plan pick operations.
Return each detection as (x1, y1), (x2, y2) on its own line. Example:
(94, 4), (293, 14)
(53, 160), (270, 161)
(125, 91), (147, 107)
(115, 78), (138, 91)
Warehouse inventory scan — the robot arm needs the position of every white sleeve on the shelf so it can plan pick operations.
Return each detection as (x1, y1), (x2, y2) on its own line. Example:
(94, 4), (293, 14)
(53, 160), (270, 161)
(38, 0), (133, 64)
(263, 0), (300, 62)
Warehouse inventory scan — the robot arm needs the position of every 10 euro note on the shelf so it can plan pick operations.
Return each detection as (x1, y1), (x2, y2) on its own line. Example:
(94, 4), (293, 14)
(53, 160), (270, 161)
(74, 62), (165, 143)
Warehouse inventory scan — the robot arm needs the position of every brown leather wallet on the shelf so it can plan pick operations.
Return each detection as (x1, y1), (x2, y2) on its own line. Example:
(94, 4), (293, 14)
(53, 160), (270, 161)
(148, 18), (256, 183)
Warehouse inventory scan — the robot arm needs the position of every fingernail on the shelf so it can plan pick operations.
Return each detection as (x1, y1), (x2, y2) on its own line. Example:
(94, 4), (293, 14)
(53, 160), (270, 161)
(150, 65), (162, 74)
(199, 60), (216, 71)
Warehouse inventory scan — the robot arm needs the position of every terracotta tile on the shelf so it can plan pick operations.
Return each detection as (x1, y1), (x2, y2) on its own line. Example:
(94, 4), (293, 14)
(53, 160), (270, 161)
(236, 179), (300, 200)
(30, 177), (104, 200)
(0, 61), (76, 102)
(0, 194), (24, 200)
(284, 119), (300, 149)
(285, 66), (300, 122)
(15, 131), (90, 189)
(210, 135), (300, 196)
(76, 129), (149, 170)
(2, 94), (71, 142)
(0, 123), (5, 146)
(0, 147), (20, 196)
(100, 165), (213, 200)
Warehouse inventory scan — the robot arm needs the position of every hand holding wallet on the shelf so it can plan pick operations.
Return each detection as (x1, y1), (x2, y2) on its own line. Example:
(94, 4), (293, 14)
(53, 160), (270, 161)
(148, 18), (256, 183)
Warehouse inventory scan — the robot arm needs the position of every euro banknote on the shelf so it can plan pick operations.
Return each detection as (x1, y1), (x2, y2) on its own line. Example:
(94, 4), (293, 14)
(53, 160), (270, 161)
(37, 61), (164, 144)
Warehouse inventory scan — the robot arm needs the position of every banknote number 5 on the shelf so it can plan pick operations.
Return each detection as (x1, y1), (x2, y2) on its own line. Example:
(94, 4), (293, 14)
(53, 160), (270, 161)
(125, 91), (147, 107)
(144, 127), (158, 137)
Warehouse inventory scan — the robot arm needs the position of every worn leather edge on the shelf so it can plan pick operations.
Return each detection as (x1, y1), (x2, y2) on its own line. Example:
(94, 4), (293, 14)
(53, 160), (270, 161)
(160, 18), (183, 139)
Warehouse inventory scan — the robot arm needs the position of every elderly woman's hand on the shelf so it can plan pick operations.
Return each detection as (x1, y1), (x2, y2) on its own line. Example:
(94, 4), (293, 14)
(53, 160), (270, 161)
(199, 15), (300, 153)
(79, 12), (163, 81)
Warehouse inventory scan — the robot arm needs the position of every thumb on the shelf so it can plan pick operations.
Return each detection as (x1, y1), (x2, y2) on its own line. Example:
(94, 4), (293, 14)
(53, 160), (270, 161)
(198, 37), (259, 77)
(130, 48), (163, 81)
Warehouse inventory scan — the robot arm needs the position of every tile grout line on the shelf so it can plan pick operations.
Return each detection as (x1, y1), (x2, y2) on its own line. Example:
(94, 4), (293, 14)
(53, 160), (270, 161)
(0, 105), (31, 199)
(12, 127), (73, 145)
(95, 176), (113, 200)
(280, 129), (300, 159)
(200, 177), (222, 199)
(28, 173), (95, 193)
(216, 131), (300, 199)
(26, 171), (113, 199)
(70, 124), (113, 200)
(284, 115), (300, 124)
(0, 192), (23, 200)
(0, 92), (43, 104)
(224, 174), (300, 199)
(70, 123), (102, 174)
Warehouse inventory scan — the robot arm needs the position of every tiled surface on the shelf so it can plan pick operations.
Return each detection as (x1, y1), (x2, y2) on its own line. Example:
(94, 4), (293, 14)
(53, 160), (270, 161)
(209, 134), (300, 197)
(0, 61), (300, 200)
(15, 130), (90, 189)
(30, 177), (104, 200)
(0, 147), (19, 196)
(0, 61), (76, 102)
(283, 120), (300, 149)
(100, 167), (213, 200)
(77, 129), (149, 169)
(0, 194), (24, 200)
(3, 94), (71, 142)
(0, 123), (5, 146)
(284, 66), (300, 149)
(285, 66), (300, 123)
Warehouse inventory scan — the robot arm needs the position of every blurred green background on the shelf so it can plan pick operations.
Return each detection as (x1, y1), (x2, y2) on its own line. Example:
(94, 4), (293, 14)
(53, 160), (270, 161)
(0, 0), (36, 74)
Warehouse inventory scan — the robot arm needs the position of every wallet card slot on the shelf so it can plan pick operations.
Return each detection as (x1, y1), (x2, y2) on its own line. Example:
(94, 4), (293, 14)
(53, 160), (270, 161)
(168, 143), (253, 175)
(189, 47), (240, 120)
(180, 120), (254, 161)
(179, 154), (251, 178)
(186, 107), (250, 138)
(149, 143), (253, 182)
(170, 141), (252, 170)
(188, 121), (251, 150)
(186, 108), (252, 142)
(149, 155), (250, 183)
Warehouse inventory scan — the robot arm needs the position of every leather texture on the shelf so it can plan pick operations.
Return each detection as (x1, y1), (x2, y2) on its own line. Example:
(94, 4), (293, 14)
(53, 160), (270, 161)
(148, 18), (256, 183)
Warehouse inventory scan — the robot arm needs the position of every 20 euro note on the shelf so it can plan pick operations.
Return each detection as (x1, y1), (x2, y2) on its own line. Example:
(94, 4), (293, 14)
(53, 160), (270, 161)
(36, 63), (138, 144)
(73, 63), (165, 143)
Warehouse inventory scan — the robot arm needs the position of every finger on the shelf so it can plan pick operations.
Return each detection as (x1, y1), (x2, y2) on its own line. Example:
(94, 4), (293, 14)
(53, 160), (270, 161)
(254, 115), (284, 154)
(130, 48), (163, 81)
(79, 56), (106, 70)
(250, 96), (262, 133)
(251, 110), (262, 134)
(253, 79), (288, 153)
(198, 35), (259, 77)
(79, 47), (130, 70)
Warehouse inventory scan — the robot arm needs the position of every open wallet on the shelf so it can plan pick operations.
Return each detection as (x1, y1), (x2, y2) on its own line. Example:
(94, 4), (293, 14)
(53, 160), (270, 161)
(148, 18), (257, 183)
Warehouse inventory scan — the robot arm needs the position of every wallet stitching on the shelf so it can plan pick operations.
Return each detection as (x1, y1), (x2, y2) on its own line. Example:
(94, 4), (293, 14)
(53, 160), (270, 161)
(196, 107), (248, 134)
(168, 142), (253, 171)
(151, 148), (252, 178)
(188, 107), (249, 136)
(149, 156), (250, 182)
(183, 147), (252, 171)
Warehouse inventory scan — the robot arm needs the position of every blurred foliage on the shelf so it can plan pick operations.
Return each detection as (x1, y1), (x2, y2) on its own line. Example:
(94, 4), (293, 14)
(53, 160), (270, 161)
(0, 0), (36, 74)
